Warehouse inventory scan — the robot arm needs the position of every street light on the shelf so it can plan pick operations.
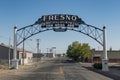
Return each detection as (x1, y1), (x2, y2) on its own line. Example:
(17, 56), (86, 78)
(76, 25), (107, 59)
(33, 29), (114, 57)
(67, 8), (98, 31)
(50, 47), (56, 58)
(50, 47), (56, 53)
(47, 48), (49, 53)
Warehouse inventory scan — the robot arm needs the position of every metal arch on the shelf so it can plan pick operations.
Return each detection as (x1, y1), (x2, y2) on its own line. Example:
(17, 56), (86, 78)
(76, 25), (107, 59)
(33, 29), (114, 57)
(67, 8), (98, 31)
(16, 23), (104, 46)
(13, 14), (108, 71)
(14, 21), (108, 71)
(16, 24), (53, 46)
(67, 24), (103, 46)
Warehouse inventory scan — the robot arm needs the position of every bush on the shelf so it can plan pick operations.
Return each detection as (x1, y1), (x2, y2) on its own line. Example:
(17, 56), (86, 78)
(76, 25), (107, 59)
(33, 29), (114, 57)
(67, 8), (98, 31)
(93, 63), (102, 69)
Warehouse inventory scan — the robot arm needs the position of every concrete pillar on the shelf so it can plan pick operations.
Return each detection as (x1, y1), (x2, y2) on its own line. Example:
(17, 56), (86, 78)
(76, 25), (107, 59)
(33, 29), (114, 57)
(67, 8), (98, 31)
(102, 26), (109, 71)
(11, 26), (18, 69)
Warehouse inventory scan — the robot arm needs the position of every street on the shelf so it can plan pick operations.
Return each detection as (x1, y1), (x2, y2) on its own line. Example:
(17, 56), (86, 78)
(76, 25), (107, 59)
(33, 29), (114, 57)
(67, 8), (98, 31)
(0, 57), (112, 80)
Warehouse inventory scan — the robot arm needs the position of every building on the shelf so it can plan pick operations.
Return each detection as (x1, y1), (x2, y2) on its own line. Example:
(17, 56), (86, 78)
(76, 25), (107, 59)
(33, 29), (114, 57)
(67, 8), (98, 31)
(91, 49), (120, 63)
(0, 43), (14, 64)
(32, 53), (44, 62)
(0, 43), (33, 65)
(45, 53), (56, 58)
(19, 50), (33, 65)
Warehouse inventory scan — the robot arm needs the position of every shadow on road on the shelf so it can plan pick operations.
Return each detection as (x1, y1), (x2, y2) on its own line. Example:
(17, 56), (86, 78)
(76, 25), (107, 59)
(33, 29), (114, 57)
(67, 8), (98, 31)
(61, 59), (79, 63)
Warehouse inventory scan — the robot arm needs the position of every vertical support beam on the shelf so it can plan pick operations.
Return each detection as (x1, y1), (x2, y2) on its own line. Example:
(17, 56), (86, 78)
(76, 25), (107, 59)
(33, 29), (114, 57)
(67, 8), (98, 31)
(8, 37), (11, 68)
(11, 26), (18, 69)
(14, 26), (17, 60)
(37, 39), (40, 53)
(22, 29), (25, 65)
(37, 39), (40, 61)
(102, 26), (109, 71)
(22, 39), (25, 65)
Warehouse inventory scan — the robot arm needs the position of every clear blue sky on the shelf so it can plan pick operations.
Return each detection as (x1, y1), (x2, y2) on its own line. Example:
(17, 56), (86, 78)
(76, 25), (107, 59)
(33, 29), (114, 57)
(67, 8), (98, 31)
(0, 0), (120, 53)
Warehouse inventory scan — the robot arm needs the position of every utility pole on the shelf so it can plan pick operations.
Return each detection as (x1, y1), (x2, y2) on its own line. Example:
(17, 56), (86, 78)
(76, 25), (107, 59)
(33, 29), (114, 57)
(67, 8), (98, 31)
(8, 37), (11, 68)
(22, 38), (25, 65)
(37, 39), (40, 53)
(36, 39), (40, 61)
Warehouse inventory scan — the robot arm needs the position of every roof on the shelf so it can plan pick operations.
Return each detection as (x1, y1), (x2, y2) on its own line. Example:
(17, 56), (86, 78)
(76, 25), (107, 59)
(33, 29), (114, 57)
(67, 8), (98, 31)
(91, 49), (120, 59)
(0, 43), (32, 53)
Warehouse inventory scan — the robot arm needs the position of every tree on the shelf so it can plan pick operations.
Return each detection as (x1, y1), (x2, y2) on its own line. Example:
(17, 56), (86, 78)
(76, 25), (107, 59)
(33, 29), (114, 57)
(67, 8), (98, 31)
(66, 41), (91, 62)
(66, 41), (82, 61)
(81, 43), (91, 62)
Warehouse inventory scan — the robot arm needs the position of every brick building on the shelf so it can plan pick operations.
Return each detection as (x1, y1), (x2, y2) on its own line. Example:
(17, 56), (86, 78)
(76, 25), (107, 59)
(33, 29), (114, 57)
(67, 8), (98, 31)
(91, 49), (120, 63)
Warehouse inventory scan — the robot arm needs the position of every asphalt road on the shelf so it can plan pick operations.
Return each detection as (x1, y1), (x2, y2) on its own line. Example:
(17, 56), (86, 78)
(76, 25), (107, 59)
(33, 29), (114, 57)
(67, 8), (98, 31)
(0, 57), (112, 80)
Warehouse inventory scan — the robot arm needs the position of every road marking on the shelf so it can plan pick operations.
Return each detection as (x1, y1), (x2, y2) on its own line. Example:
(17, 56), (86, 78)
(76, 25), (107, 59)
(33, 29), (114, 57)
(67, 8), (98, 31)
(59, 66), (64, 75)
(59, 66), (64, 80)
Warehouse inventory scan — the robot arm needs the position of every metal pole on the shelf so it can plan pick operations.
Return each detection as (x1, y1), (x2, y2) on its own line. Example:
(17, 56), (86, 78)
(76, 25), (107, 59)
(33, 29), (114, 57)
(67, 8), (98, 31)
(50, 47), (56, 58)
(103, 27), (108, 60)
(8, 37), (11, 68)
(37, 39), (40, 61)
(47, 48), (49, 53)
(12, 26), (18, 69)
(14, 26), (17, 60)
(102, 26), (109, 71)
(22, 39), (25, 65)
(37, 39), (40, 53)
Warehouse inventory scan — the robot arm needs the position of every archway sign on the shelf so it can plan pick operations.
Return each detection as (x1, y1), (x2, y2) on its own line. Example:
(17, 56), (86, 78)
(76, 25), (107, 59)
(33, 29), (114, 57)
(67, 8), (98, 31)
(12, 14), (109, 71)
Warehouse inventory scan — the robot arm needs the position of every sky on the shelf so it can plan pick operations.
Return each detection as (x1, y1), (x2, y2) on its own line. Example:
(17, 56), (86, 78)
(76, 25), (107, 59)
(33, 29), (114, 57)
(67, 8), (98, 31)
(0, 0), (120, 53)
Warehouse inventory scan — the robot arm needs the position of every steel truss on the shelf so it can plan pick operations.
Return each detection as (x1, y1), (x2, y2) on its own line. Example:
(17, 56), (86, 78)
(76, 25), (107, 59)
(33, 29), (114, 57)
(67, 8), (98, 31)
(16, 24), (103, 46)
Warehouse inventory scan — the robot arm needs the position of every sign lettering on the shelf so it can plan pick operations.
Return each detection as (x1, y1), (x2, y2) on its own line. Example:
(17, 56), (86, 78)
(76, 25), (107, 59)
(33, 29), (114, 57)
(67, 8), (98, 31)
(35, 14), (85, 28)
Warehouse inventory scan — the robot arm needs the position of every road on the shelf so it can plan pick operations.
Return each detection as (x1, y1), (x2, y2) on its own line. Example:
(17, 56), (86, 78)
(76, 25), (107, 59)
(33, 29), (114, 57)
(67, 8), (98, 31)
(0, 57), (112, 80)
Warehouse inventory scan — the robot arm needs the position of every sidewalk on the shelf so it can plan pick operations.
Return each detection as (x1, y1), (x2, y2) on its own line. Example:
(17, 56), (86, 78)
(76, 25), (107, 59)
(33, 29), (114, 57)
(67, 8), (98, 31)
(80, 62), (120, 80)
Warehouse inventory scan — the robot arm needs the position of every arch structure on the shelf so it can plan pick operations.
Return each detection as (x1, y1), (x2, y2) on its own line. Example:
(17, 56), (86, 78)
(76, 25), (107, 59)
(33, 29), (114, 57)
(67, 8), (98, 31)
(12, 14), (109, 71)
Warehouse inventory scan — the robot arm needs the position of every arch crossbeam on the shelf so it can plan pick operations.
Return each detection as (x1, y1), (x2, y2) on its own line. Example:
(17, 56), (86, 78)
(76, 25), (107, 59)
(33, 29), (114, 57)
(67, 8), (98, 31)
(17, 24), (103, 46)
(68, 24), (103, 46)
(17, 24), (53, 46)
